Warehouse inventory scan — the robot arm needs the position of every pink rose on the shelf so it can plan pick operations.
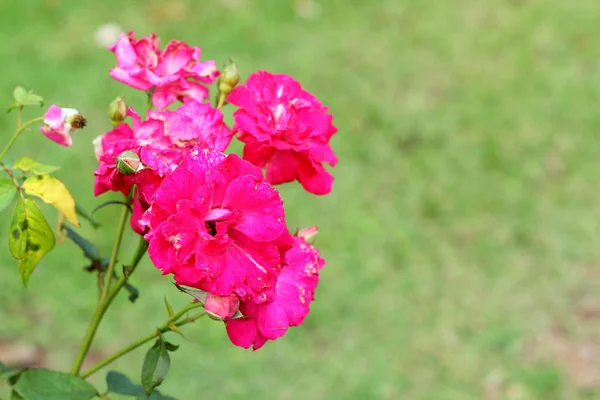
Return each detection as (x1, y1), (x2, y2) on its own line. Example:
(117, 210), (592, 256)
(142, 148), (293, 302)
(93, 101), (231, 197)
(228, 71), (338, 195)
(226, 234), (325, 350)
(109, 32), (218, 109)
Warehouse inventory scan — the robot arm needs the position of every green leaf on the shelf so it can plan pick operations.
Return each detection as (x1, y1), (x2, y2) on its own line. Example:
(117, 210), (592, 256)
(106, 371), (176, 400)
(9, 198), (56, 285)
(0, 360), (23, 380)
(141, 339), (170, 394)
(164, 342), (179, 352)
(174, 284), (208, 304)
(13, 87), (27, 103)
(9, 87), (44, 111)
(11, 390), (26, 400)
(22, 175), (79, 227)
(0, 360), (9, 374)
(12, 369), (97, 400)
(148, 390), (177, 400)
(63, 225), (100, 261)
(0, 178), (17, 212)
(106, 371), (140, 396)
(125, 281), (140, 303)
(13, 157), (60, 175)
(22, 92), (44, 107)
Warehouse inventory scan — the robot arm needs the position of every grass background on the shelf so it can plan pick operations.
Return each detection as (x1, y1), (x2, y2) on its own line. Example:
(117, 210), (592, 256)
(2, 0), (600, 398)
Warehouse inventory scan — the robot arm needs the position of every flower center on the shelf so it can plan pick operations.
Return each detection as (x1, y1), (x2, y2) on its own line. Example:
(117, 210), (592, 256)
(205, 220), (217, 236)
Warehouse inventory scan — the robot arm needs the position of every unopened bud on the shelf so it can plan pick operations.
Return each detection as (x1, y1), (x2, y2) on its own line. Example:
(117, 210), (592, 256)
(116, 151), (143, 175)
(108, 96), (127, 127)
(298, 226), (319, 244)
(217, 60), (240, 97)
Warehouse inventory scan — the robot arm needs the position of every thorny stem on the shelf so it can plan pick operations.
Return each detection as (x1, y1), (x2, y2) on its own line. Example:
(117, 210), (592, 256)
(80, 304), (206, 379)
(0, 116), (44, 162)
(70, 235), (148, 376)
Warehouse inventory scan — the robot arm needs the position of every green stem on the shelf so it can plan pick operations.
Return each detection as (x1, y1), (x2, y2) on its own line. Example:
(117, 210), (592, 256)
(16, 107), (22, 129)
(80, 304), (205, 379)
(0, 116), (44, 161)
(70, 235), (148, 376)
(99, 198), (131, 302)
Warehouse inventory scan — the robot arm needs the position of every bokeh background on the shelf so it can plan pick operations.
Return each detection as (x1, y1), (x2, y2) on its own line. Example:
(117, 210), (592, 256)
(2, 0), (600, 399)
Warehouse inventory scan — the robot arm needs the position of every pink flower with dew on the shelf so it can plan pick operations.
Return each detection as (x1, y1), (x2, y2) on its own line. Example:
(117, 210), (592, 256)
(109, 32), (218, 109)
(142, 148), (293, 302)
(225, 233), (325, 350)
(40, 105), (86, 147)
(228, 71), (338, 195)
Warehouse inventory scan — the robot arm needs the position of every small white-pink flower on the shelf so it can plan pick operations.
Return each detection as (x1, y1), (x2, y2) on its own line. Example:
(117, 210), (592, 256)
(40, 105), (86, 147)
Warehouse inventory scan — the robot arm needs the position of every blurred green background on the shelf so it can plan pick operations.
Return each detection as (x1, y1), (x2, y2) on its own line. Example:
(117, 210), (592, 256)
(2, 0), (600, 398)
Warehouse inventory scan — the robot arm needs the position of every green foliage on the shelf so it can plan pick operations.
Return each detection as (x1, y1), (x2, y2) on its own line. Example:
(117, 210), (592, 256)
(0, 178), (16, 212)
(7, 87), (44, 112)
(141, 339), (172, 395)
(62, 225), (100, 261)
(106, 371), (176, 400)
(8, 198), (55, 285)
(11, 369), (96, 400)
(0, 361), (21, 381)
(22, 175), (79, 227)
(13, 157), (60, 176)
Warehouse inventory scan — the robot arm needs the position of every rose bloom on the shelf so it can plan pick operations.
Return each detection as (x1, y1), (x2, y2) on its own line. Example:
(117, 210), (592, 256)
(109, 32), (218, 109)
(225, 234), (325, 350)
(152, 80), (212, 110)
(93, 102), (231, 233)
(94, 102), (231, 196)
(228, 71), (338, 195)
(40, 105), (86, 147)
(142, 148), (293, 303)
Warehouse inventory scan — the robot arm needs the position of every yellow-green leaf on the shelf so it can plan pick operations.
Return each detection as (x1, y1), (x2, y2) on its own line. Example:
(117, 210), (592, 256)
(0, 178), (17, 212)
(13, 157), (60, 175)
(22, 175), (79, 227)
(8, 198), (55, 285)
(13, 86), (27, 103)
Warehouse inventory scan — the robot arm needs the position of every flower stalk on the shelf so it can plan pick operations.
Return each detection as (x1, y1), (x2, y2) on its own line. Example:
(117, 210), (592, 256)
(0, 116), (44, 161)
(80, 303), (205, 379)
(70, 233), (148, 376)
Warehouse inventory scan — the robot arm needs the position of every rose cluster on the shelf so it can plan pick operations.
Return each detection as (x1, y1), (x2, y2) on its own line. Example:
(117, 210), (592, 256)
(43, 32), (337, 350)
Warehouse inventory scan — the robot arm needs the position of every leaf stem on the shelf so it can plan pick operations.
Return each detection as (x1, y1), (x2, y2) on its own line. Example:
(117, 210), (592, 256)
(0, 161), (24, 200)
(16, 107), (22, 128)
(0, 116), (44, 162)
(70, 235), (148, 376)
(80, 303), (205, 379)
